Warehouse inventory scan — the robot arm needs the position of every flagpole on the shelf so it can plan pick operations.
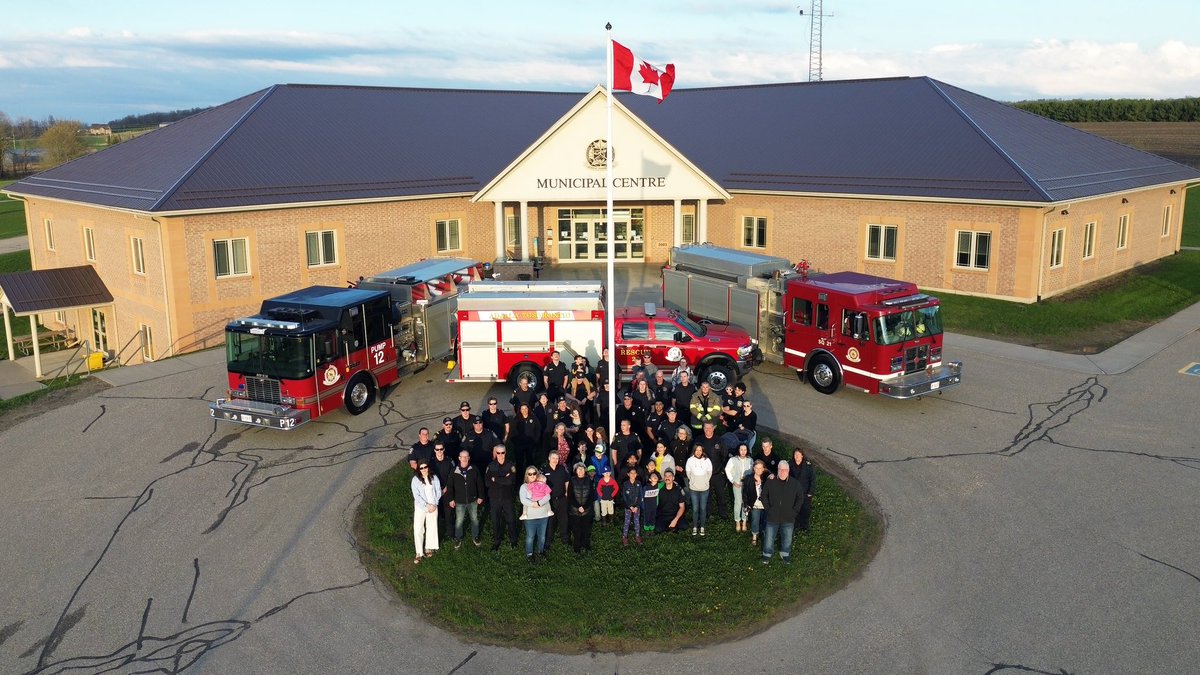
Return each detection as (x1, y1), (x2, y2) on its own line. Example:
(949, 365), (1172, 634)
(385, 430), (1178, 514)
(604, 22), (617, 441)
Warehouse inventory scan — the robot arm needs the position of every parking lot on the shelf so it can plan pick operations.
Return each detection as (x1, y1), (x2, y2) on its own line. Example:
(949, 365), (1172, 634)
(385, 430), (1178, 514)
(0, 279), (1197, 674)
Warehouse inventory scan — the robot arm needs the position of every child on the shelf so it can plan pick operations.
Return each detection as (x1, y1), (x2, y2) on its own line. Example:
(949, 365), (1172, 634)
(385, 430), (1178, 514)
(595, 468), (618, 525)
(641, 471), (660, 537)
(589, 444), (613, 486)
(619, 466), (644, 546)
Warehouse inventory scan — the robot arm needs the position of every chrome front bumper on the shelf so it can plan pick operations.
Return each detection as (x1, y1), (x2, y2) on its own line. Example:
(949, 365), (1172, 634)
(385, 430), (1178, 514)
(209, 398), (311, 430)
(877, 361), (963, 399)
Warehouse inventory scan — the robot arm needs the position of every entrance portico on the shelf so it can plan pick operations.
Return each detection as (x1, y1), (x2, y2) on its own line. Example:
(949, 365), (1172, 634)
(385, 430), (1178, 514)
(474, 86), (728, 262)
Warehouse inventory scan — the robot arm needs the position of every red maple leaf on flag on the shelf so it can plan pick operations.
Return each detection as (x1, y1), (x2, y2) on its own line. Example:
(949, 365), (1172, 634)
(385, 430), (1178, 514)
(638, 61), (660, 86)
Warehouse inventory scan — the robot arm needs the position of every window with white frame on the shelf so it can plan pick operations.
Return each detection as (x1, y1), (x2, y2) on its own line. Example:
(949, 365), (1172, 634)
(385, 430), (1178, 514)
(1050, 228), (1065, 268)
(1082, 222), (1096, 260)
(84, 227), (96, 262)
(954, 230), (991, 270)
(131, 236), (146, 275)
(140, 323), (154, 361)
(1162, 205), (1171, 237)
(436, 219), (461, 253)
(505, 215), (520, 247)
(742, 216), (767, 248)
(213, 238), (249, 278)
(1116, 214), (1129, 250)
(681, 214), (697, 244)
(44, 219), (55, 250)
(867, 224), (898, 261)
(305, 229), (337, 267)
(54, 311), (66, 324)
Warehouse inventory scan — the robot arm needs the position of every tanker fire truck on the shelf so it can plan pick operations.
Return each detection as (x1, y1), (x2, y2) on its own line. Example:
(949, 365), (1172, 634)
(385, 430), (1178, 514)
(209, 258), (486, 429)
(662, 244), (962, 398)
(447, 280), (758, 390)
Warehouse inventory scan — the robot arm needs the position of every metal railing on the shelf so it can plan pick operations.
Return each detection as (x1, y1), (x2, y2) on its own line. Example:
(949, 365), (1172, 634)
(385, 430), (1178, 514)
(113, 328), (146, 367)
(45, 339), (93, 381)
(168, 317), (231, 355)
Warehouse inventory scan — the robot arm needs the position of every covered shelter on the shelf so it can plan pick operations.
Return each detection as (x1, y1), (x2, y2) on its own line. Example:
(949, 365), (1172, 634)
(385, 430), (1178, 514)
(0, 266), (113, 379)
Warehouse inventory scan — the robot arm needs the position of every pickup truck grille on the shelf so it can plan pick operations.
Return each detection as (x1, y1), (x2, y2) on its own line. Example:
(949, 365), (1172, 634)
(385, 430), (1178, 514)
(904, 345), (929, 374)
(245, 376), (283, 405)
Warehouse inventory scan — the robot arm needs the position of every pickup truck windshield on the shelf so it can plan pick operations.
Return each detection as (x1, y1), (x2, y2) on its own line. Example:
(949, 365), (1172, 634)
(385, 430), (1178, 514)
(873, 306), (943, 346)
(674, 314), (708, 338)
(226, 332), (315, 379)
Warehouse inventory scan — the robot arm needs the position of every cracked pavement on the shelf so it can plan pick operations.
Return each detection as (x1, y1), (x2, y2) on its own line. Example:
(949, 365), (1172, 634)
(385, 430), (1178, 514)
(0, 325), (1196, 674)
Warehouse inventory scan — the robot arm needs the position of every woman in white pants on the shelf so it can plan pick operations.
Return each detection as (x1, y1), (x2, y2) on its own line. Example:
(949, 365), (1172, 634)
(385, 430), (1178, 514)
(412, 462), (442, 564)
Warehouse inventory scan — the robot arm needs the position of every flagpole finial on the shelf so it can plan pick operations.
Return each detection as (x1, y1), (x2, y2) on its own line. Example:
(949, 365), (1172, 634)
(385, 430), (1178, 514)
(605, 22), (612, 30)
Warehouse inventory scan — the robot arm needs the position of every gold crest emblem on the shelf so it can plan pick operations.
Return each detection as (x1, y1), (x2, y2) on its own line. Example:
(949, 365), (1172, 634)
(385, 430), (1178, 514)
(586, 139), (610, 168)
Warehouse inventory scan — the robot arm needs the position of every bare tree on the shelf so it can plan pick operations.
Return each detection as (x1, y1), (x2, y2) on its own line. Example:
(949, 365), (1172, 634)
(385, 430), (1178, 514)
(38, 120), (89, 167)
(0, 111), (11, 178)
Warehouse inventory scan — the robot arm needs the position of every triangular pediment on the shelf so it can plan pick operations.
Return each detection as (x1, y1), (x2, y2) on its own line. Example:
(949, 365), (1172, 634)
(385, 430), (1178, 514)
(473, 86), (729, 203)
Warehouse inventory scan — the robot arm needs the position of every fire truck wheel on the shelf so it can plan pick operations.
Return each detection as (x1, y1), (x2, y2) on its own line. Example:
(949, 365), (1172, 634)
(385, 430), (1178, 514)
(701, 362), (735, 390)
(510, 364), (540, 389)
(345, 374), (376, 415)
(808, 354), (840, 395)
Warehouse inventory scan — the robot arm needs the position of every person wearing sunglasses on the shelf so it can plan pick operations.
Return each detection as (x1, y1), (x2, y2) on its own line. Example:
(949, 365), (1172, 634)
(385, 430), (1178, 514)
(411, 461), (442, 564)
(485, 443), (518, 551)
(518, 466), (553, 562)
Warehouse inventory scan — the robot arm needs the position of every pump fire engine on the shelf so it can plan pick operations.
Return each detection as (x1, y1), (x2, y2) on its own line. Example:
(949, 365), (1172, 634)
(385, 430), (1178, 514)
(209, 258), (486, 429)
(663, 244), (962, 398)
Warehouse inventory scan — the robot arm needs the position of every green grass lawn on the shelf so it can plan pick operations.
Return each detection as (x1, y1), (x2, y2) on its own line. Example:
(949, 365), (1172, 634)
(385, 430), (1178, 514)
(0, 180), (27, 239)
(0, 250), (35, 358)
(357, 438), (880, 652)
(934, 250), (1200, 350)
(1183, 184), (1200, 248)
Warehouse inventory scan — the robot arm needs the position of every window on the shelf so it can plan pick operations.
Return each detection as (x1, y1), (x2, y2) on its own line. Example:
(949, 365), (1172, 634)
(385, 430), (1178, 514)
(1162, 205), (1172, 237)
(681, 214), (697, 244)
(955, 230), (991, 270)
(1082, 222), (1096, 260)
(653, 321), (681, 342)
(83, 227), (96, 262)
(505, 214), (520, 249)
(140, 324), (154, 361)
(866, 224), (898, 261)
(44, 219), (55, 251)
(213, 238), (250, 278)
(791, 298), (812, 327)
(1050, 228), (1065, 268)
(305, 229), (337, 266)
(620, 321), (650, 340)
(131, 237), (146, 275)
(742, 216), (767, 248)
(436, 218), (461, 253)
(54, 311), (66, 324)
(1115, 214), (1129, 250)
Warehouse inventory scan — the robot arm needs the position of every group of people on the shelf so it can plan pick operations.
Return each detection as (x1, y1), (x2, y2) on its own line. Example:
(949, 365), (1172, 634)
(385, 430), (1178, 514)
(408, 349), (816, 565)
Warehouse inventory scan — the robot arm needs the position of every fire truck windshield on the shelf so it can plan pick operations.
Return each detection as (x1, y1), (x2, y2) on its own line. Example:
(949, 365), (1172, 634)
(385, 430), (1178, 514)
(226, 331), (315, 380)
(675, 314), (708, 338)
(873, 306), (943, 346)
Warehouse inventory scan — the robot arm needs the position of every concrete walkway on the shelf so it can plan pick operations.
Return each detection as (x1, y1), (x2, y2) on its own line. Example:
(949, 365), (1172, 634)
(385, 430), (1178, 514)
(0, 235), (29, 254)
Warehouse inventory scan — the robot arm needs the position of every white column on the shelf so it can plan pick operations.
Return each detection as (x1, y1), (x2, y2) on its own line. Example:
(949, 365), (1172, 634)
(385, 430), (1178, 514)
(518, 200), (529, 261)
(3, 304), (13, 362)
(698, 199), (709, 243)
(673, 199), (682, 247)
(493, 201), (504, 261)
(30, 315), (42, 379)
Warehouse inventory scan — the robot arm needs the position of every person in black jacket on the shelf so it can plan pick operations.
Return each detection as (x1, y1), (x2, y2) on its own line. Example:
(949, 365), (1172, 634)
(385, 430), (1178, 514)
(543, 452), (571, 549)
(449, 450), (485, 547)
(462, 417), (499, 471)
(509, 402), (542, 471)
(429, 444), (455, 540)
(434, 417), (462, 459)
(791, 448), (816, 532)
(760, 460), (803, 564)
(485, 444), (519, 550)
(567, 462), (595, 553)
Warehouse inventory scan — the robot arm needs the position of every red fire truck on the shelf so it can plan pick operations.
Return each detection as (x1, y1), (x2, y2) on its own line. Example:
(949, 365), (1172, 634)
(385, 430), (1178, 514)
(446, 280), (758, 390)
(209, 258), (485, 429)
(663, 244), (962, 398)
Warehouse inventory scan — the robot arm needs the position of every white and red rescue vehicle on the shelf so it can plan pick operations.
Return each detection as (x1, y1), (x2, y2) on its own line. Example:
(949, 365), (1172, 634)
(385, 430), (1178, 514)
(663, 244), (962, 398)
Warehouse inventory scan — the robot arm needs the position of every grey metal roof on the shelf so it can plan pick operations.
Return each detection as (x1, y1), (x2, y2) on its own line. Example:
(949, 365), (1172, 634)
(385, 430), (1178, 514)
(6, 77), (1197, 210)
(0, 265), (113, 315)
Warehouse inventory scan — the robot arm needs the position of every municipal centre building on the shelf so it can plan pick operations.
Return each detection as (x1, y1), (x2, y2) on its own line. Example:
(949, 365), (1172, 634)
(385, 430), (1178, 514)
(4, 76), (1197, 364)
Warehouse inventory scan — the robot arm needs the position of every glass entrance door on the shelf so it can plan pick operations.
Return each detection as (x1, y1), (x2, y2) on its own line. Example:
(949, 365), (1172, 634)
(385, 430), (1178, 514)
(92, 308), (108, 353)
(555, 208), (644, 262)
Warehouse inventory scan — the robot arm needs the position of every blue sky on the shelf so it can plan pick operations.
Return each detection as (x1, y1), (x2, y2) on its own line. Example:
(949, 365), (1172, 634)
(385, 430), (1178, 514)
(3, 0), (1199, 123)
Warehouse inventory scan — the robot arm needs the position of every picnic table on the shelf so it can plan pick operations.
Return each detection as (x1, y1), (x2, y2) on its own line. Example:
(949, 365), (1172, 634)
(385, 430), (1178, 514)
(12, 328), (78, 356)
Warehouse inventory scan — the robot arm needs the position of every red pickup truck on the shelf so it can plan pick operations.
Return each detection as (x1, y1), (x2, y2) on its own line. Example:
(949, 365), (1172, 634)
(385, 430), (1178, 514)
(613, 303), (759, 390)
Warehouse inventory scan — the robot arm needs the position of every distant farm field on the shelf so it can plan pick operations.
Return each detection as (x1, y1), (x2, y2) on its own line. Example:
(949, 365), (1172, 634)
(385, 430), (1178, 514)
(1070, 121), (1200, 169)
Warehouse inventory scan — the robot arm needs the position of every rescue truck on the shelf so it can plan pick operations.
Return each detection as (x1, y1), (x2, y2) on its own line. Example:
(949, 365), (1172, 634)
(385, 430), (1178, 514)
(663, 244), (962, 398)
(447, 280), (759, 390)
(209, 258), (485, 429)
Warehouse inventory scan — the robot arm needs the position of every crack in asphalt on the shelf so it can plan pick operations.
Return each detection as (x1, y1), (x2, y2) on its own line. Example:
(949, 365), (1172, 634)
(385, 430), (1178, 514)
(984, 664), (1072, 675)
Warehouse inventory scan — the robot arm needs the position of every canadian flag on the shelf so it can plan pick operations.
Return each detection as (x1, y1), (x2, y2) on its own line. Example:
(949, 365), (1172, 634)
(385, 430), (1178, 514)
(612, 39), (675, 102)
